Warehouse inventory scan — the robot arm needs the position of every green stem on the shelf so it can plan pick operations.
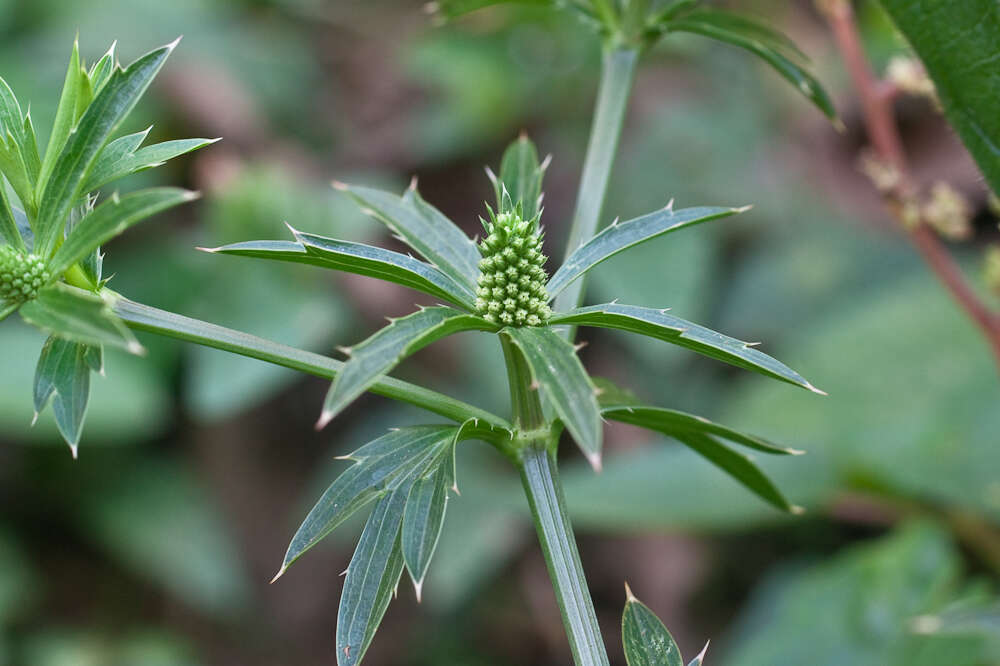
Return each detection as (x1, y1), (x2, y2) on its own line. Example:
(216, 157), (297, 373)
(501, 335), (610, 666)
(111, 296), (512, 436)
(554, 47), (638, 325)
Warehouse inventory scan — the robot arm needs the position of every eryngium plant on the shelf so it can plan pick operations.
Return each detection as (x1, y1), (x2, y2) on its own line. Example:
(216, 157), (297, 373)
(0, 39), (214, 454)
(208, 135), (823, 665)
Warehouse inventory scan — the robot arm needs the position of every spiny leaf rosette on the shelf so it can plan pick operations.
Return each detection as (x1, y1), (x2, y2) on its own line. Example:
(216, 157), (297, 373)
(0, 247), (50, 303)
(475, 206), (551, 327)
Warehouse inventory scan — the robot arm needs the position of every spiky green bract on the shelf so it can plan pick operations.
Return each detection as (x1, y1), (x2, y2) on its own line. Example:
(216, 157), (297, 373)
(0, 246), (50, 303)
(475, 205), (551, 327)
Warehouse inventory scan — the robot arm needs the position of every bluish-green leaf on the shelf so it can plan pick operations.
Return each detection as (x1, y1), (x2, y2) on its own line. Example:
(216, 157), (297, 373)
(547, 204), (743, 298)
(87, 42), (117, 94)
(0, 181), (24, 250)
(50, 187), (197, 276)
(671, 430), (798, 512)
(83, 136), (218, 193)
(38, 40), (88, 196)
(319, 307), (497, 428)
(19, 284), (142, 354)
(275, 426), (458, 575)
(879, 0), (1000, 195)
(337, 488), (407, 666)
(551, 303), (823, 393)
(492, 134), (546, 220)
(603, 405), (801, 456)
(34, 40), (177, 257)
(622, 584), (684, 666)
(503, 326), (602, 468)
(335, 181), (480, 291)
(401, 462), (450, 597)
(32, 335), (92, 456)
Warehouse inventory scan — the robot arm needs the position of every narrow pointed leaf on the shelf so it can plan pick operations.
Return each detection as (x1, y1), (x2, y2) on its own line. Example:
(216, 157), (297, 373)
(335, 182), (480, 291)
(495, 134), (545, 220)
(320, 307), (497, 427)
(667, 19), (836, 120)
(111, 297), (513, 432)
(278, 426), (458, 573)
(337, 489), (408, 666)
(688, 643), (710, 666)
(0, 180), (25, 250)
(21, 114), (40, 184)
(0, 135), (33, 213)
(88, 43), (117, 93)
(660, 9), (808, 61)
(19, 284), (142, 353)
(401, 463), (450, 593)
(50, 187), (197, 276)
(551, 303), (822, 393)
(431, 0), (553, 20)
(672, 431), (797, 512)
(35, 41), (176, 257)
(209, 232), (476, 309)
(83, 137), (218, 193)
(33, 335), (92, 455)
(0, 76), (26, 156)
(39, 40), (86, 194)
(503, 326), (602, 468)
(603, 406), (801, 456)
(622, 585), (684, 666)
(548, 205), (743, 298)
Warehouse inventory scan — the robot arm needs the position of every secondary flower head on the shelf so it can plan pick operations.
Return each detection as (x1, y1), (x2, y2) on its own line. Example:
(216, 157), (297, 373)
(474, 203), (551, 327)
(0, 246), (50, 304)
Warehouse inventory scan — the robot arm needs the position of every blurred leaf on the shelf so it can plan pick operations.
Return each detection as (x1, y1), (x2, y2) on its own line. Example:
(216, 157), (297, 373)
(879, 0), (1000, 195)
(335, 182), (481, 293)
(548, 205), (741, 299)
(79, 460), (250, 617)
(49, 187), (197, 276)
(20, 628), (200, 666)
(493, 134), (545, 221)
(551, 303), (821, 393)
(723, 522), (991, 666)
(277, 426), (458, 575)
(503, 326), (602, 467)
(0, 527), (37, 627)
(402, 462), (451, 596)
(337, 489), (407, 666)
(19, 284), (141, 353)
(35, 41), (176, 257)
(622, 584), (683, 666)
(319, 307), (496, 428)
(83, 136), (218, 193)
(432, 0), (552, 21)
(32, 335), (92, 454)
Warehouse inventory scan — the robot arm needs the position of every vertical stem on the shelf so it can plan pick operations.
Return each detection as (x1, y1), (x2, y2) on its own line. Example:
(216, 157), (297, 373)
(554, 47), (639, 324)
(501, 335), (610, 666)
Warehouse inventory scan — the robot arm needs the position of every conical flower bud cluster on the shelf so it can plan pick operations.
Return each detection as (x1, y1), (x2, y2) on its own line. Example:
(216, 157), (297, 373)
(475, 206), (551, 327)
(0, 246), (50, 303)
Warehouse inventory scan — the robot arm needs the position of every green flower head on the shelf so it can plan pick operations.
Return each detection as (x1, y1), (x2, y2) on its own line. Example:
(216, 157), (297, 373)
(0, 246), (50, 304)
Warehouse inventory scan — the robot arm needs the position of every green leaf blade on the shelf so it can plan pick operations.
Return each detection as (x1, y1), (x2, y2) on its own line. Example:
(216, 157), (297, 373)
(503, 326), (602, 469)
(548, 205), (743, 298)
(50, 187), (197, 276)
(0, 181), (25, 250)
(622, 585), (684, 666)
(83, 136), (218, 193)
(401, 463), (450, 597)
(19, 284), (142, 354)
(494, 134), (546, 220)
(319, 307), (496, 428)
(32, 335), (93, 456)
(334, 182), (481, 291)
(551, 303), (823, 394)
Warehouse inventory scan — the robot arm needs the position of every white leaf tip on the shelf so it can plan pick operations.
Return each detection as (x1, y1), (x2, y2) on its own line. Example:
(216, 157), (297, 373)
(331, 180), (348, 191)
(269, 565), (288, 584)
(624, 581), (637, 602)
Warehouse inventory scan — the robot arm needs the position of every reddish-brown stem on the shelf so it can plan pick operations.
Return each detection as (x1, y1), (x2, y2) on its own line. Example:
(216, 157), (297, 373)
(823, 0), (1000, 367)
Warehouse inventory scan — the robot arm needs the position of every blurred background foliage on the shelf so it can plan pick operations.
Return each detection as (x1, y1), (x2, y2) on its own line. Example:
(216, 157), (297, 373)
(1, 0), (998, 664)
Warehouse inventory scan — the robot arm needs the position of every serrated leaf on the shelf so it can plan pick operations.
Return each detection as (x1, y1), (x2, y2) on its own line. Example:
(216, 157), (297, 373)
(208, 232), (477, 309)
(879, 0), (1000, 195)
(33, 335), (92, 455)
(335, 182), (480, 292)
(671, 430), (797, 512)
(18, 284), (142, 354)
(319, 307), (497, 428)
(603, 405), (801, 456)
(502, 326), (602, 468)
(0, 179), (24, 250)
(401, 463), (450, 596)
(337, 489), (408, 666)
(493, 134), (545, 220)
(548, 205), (742, 298)
(622, 585), (684, 666)
(34, 40), (177, 257)
(49, 187), (197, 276)
(666, 18), (836, 120)
(551, 303), (822, 393)
(277, 426), (458, 574)
(83, 137), (218, 193)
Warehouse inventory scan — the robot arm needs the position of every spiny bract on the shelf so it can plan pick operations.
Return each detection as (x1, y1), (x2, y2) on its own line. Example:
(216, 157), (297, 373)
(0, 246), (50, 303)
(475, 206), (551, 327)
